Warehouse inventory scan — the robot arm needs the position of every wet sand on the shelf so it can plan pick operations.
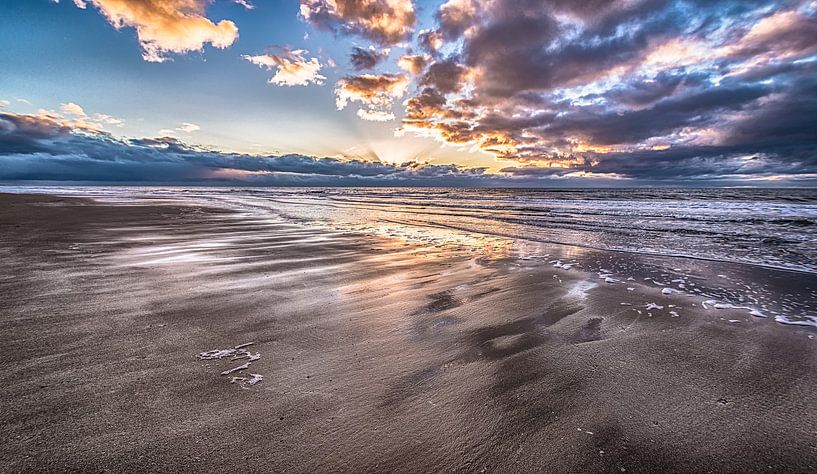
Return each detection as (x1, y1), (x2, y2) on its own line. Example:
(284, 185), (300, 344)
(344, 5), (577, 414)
(1, 192), (816, 472)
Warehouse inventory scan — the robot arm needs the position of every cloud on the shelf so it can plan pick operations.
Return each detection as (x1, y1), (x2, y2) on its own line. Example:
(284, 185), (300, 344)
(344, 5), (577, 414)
(159, 122), (201, 135)
(436, 0), (479, 40)
(349, 46), (389, 71)
(3, 108), (815, 185)
(404, 87), (448, 120)
(0, 111), (505, 186)
(66, 0), (239, 62)
(243, 48), (326, 86)
(394, 0), (817, 183)
(60, 102), (87, 117)
(232, 0), (254, 9)
(18, 103), (125, 133)
(299, 0), (416, 46)
(420, 58), (468, 94)
(38, 0), (817, 185)
(0, 112), (73, 154)
(356, 109), (395, 121)
(0, 100), (10, 109)
(178, 122), (200, 133)
(721, 9), (817, 61)
(397, 53), (429, 75)
(53, 0), (88, 8)
(418, 29), (443, 54)
(335, 73), (409, 121)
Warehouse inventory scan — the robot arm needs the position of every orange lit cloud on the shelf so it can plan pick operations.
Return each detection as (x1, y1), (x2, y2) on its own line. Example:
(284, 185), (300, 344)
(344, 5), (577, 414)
(397, 54), (429, 75)
(1, 109), (500, 185)
(60, 102), (87, 117)
(30, 103), (124, 132)
(722, 9), (817, 61)
(69, 0), (239, 62)
(335, 73), (409, 121)
(299, 0), (416, 46)
(243, 48), (326, 87)
(436, 0), (478, 40)
(391, 0), (817, 180)
(418, 29), (443, 53)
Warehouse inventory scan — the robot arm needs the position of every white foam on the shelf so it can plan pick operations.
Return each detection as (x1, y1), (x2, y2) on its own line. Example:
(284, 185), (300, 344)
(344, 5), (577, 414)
(774, 314), (817, 328)
(198, 344), (260, 362)
(198, 343), (263, 387)
(221, 363), (250, 375)
(198, 349), (236, 360)
(714, 303), (740, 309)
(567, 280), (597, 300)
(701, 300), (768, 319)
(645, 303), (664, 310)
(229, 373), (263, 388)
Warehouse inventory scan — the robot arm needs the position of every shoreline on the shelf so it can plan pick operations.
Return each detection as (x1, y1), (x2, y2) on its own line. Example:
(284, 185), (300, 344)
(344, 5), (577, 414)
(1, 192), (816, 472)
(4, 185), (816, 276)
(3, 186), (815, 328)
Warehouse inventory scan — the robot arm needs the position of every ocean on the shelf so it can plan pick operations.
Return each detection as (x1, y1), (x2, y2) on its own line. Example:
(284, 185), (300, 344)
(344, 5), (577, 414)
(4, 185), (816, 326)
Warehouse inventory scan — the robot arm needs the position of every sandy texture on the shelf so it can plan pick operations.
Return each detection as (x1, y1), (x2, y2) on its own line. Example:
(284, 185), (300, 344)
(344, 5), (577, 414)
(1, 193), (816, 472)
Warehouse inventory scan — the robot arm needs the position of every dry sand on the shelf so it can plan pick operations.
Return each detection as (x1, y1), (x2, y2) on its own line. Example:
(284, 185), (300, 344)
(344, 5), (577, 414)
(1, 192), (816, 472)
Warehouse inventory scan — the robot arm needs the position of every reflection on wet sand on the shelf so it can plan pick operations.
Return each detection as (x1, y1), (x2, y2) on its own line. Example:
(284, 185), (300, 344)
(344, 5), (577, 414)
(1, 192), (816, 472)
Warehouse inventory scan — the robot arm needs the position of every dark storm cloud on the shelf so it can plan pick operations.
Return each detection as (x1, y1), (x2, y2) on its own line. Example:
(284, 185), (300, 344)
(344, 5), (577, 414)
(586, 143), (817, 180)
(3, 108), (814, 185)
(420, 58), (468, 94)
(542, 83), (773, 146)
(601, 71), (707, 107)
(721, 75), (817, 149)
(503, 74), (817, 181)
(396, 0), (817, 183)
(0, 113), (73, 153)
(0, 112), (499, 186)
(464, 10), (674, 98)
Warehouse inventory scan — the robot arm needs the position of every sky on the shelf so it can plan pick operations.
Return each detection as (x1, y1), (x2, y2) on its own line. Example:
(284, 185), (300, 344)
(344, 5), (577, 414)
(1, 0), (816, 186)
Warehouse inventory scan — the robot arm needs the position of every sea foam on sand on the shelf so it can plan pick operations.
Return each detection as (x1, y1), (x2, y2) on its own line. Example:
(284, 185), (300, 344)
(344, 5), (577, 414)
(198, 342), (263, 388)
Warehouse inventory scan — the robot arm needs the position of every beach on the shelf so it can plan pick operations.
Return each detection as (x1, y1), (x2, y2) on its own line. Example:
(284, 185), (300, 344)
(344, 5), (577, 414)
(1, 190), (816, 472)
